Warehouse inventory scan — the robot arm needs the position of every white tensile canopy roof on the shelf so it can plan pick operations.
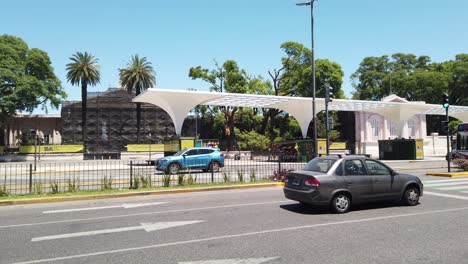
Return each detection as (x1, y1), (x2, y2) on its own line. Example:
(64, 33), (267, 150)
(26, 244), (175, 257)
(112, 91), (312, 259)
(133, 88), (468, 138)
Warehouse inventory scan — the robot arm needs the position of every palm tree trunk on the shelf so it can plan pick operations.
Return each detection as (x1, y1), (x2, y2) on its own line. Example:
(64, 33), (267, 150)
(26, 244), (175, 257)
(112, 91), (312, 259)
(81, 81), (87, 153)
(136, 102), (141, 143)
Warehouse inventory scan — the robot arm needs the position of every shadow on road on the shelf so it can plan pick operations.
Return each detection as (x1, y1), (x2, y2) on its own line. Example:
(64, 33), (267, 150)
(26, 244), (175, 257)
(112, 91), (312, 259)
(280, 201), (406, 215)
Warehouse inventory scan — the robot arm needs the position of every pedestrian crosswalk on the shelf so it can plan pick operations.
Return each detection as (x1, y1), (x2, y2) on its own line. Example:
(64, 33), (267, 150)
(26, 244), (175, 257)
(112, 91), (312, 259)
(423, 178), (468, 194)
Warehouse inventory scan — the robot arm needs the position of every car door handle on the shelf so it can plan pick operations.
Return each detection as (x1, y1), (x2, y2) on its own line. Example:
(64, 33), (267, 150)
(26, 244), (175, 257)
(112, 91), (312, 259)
(347, 181), (353, 184)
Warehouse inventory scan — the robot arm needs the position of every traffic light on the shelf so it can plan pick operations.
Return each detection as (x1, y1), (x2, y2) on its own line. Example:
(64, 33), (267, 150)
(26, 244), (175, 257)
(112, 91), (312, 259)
(442, 93), (449, 108)
(325, 86), (333, 103)
(327, 117), (334, 130)
(441, 120), (449, 133)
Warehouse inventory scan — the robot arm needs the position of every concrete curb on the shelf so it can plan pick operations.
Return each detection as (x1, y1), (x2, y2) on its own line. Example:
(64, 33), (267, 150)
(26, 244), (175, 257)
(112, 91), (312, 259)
(0, 182), (283, 206)
(426, 172), (468, 178)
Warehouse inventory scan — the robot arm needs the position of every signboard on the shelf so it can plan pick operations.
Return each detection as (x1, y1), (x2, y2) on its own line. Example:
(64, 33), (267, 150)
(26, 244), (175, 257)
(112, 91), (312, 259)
(19, 145), (83, 154)
(127, 144), (164, 152)
(415, 139), (424, 160)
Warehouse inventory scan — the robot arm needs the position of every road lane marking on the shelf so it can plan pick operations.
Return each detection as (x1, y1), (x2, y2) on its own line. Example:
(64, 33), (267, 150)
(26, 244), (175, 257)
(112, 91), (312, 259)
(424, 191), (468, 200)
(31, 221), (203, 242)
(12, 206), (468, 264)
(42, 202), (168, 214)
(423, 180), (468, 187)
(178, 257), (279, 264)
(423, 178), (468, 184)
(437, 185), (468, 191)
(0, 201), (287, 229)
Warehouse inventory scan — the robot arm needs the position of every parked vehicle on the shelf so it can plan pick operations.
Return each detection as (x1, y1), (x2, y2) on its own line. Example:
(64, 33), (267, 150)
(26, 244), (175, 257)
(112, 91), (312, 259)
(448, 123), (468, 160)
(155, 147), (225, 174)
(283, 155), (423, 213)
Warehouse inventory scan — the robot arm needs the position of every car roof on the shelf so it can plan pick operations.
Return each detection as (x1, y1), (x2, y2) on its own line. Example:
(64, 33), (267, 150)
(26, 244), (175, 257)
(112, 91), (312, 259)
(319, 154), (372, 160)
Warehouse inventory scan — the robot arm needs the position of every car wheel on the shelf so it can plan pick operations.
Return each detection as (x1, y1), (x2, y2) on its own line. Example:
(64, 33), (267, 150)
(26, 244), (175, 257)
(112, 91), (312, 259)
(210, 161), (220, 172)
(403, 186), (420, 206)
(331, 193), (351, 214)
(167, 163), (180, 174)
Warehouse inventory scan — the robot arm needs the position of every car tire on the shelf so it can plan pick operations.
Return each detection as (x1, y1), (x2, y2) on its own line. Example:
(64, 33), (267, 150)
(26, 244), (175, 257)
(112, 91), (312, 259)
(330, 193), (351, 214)
(167, 163), (180, 175)
(403, 186), (420, 206)
(210, 161), (220, 172)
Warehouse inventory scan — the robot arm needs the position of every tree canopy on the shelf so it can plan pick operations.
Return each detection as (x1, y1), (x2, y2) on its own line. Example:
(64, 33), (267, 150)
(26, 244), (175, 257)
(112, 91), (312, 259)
(119, 55), (156, 143)
(0, 35), (65, 122)
(66, 51), (100, 148)
(351, 53), (468, 106)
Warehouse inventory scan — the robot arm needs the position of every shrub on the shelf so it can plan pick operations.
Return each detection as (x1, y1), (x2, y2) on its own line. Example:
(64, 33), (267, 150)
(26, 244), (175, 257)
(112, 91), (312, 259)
(163, 174), (171, 187)
(270, 168), (294, 182)
(249, 169), (256, 182)
(178, 174), (185, 186)
(67, 177), (80, 192)
(141, 176), (153, 188)
(453, 159), (468, 171)
(0, 186), (8, 197)
(223, 172), (230, 183)
(49, 180), (60, 194)
(132, 176), (141, 189)
(101, 176), (113, 190)
(33, 182), (43, 194)
(0, 174), (8, 196)
(187, 174), (197, 185)
(237, 170), (244, 182)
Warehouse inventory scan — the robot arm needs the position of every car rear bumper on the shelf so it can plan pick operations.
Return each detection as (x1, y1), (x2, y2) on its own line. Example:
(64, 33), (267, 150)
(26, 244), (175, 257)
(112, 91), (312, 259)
(283, 186), (328, 205)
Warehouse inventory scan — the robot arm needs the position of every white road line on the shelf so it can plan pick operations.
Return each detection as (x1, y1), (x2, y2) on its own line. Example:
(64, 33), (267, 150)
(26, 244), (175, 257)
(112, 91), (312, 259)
(42, 202), (167, 214)
(32, 221), (203, 242)
(11, 206), (468, 264)
(436, 185), (468, 191)
(0, 201), (287, 229)
(424, 181), (468, 187)
(424, 191), (468, 200)
(178, 257), (280, 264)
(423, 178), (468, 184)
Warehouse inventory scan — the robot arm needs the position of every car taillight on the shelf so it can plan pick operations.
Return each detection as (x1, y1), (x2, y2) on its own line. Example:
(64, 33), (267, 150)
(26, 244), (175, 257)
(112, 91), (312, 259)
(220, 153), (225, 157)
(304, 178), (320, 188)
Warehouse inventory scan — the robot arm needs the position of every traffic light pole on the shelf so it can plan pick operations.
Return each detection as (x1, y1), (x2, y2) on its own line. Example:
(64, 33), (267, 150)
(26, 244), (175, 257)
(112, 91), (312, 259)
(325, 100), (330, 156)
(446, 107), (451, 172)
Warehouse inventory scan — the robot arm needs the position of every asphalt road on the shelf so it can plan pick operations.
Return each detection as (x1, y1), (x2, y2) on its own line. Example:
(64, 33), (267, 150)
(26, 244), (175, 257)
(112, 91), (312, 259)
(1, 166), (468, 264)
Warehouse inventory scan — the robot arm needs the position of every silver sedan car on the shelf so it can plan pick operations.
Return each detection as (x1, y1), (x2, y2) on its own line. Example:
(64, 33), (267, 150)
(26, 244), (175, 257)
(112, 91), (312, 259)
(283, 155), (423, 213)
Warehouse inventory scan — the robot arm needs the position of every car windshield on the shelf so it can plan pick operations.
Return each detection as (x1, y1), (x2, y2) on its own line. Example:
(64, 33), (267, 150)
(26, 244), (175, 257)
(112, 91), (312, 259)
(173, 149), (187, 156)
(303, 158), (337, 173)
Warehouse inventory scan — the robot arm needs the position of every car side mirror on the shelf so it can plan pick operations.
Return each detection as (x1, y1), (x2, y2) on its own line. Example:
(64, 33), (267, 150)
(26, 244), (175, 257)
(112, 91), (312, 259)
(182, 154), (187, 158)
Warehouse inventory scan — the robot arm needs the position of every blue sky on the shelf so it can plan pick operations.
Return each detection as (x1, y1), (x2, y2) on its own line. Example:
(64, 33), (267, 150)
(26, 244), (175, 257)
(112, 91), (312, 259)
(2, 0), (467, 114)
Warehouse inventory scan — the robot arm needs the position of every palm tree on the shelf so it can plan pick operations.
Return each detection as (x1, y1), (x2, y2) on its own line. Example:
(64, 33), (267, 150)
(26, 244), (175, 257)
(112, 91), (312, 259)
(119, 55), (156, 143)
(66, 52), (100, 152)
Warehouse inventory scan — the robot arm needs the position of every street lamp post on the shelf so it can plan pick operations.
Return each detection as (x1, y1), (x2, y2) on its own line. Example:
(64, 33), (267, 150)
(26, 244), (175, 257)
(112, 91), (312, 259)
(297, 0), (318, 158)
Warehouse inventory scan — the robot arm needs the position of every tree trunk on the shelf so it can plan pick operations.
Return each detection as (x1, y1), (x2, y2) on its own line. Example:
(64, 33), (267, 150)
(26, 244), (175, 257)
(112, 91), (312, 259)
(81, 81), (87, 153)
(136, 102), (141, 143)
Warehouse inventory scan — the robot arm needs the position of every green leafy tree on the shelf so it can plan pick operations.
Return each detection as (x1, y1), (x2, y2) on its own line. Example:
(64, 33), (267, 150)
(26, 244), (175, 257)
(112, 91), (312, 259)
(350, 53), (453, 103)
(119, 55), (156, 143)
(0, 35), (65, 123)
(235, 128), (270, 151)
(66, 51), (100, 151)
(189, 60), (266, 150)
(279, 41), (345, 99)
(449, 54), (468, 106)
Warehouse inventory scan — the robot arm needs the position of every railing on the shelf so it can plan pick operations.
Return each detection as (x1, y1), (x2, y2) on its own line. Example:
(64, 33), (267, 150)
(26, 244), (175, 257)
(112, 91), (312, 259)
(0, 155), (307, 195)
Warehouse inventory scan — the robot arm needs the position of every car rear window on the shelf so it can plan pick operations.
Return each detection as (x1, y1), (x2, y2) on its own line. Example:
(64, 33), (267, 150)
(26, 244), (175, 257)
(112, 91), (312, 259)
(303, 158), (336, 173)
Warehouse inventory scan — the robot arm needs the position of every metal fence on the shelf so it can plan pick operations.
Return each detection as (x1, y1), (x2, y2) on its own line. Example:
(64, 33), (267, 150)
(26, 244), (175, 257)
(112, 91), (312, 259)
(0, 155), (307, 195)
